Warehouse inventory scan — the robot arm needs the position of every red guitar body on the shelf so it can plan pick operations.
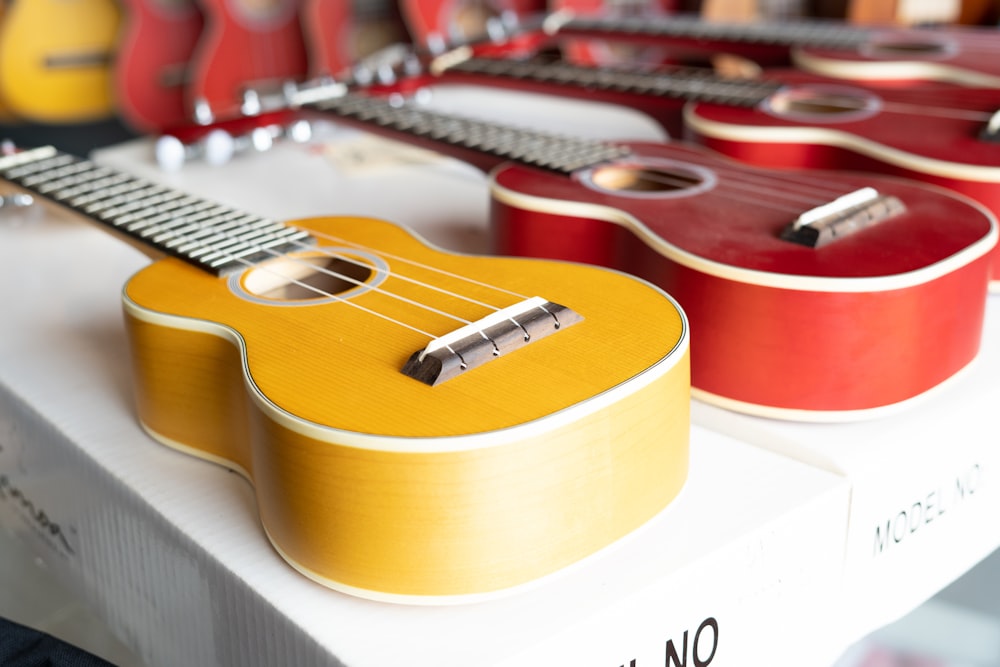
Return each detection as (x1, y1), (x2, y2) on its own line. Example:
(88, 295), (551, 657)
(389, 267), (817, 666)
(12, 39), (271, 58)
(413, 57), (1000, 287)
(302, 0), (410, 79)
(488, 141), (996, 419)
(793, 27), (1000, 87)
(116, 0), (204, 131)
(399, 0), (545, 50)
(188, 0), (308, 121)
(682, 69), (1000, 286)
(549, 0), (680, 67)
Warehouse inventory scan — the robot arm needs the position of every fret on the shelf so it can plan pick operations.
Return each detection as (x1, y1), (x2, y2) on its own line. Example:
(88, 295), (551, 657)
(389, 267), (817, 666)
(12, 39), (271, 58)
(449, 57), (782, 108)
(121, 200), (229, 234)
(32, 166), (119, 196)
(19, 159), (95, 188)
(0, 147), (314, 276)
(308, 91), (630, 174)
(562, 14), (870, 50)
(81, 186), (186, 217)
(69, 178), (161, 209)
(52, 173), (137, 203)
(91, 186), (204, 219)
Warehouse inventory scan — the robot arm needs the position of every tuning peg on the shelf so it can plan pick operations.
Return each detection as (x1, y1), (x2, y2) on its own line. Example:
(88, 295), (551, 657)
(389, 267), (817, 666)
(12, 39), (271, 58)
(155, 114), (312, 171)
(155, 129), (235, 171)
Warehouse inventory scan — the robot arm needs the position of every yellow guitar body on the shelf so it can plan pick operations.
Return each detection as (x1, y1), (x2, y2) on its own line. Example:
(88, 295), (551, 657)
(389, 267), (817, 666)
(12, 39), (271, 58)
(122, 216), (690, 602)
(0, 0), (121, 123)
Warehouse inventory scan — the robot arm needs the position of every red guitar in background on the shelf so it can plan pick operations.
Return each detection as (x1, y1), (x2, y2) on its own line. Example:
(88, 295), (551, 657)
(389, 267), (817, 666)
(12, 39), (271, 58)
(399, 0), (546, 52)
(549, 0), (682, 67)
(417, 49), (1000, 288)
(115, 0), (205, 132)
(187, 0), (309, 123)
(302, 0), (411, 79)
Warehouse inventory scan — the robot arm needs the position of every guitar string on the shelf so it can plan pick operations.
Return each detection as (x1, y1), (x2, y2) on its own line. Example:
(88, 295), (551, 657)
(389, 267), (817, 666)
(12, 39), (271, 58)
(458, 53), (1000, 122)
(563, 17), (1000, 49)
(311, 95), (912, 214)
(13, 155), (558, 342)
(310, 89), (912, 210)
(42, 149), (854, 332)
(4, 148), (898, 357)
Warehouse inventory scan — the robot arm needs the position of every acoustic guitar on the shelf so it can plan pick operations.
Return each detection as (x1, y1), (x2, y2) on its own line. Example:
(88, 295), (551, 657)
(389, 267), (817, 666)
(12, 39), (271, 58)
(0, 0), (121, 123)
(418, 52), (1000, 288)
(547, 11), (1000, 87)
(0, 145), (690, 602)
(115, 0), (205, 132)
(259, 83), (995, 420)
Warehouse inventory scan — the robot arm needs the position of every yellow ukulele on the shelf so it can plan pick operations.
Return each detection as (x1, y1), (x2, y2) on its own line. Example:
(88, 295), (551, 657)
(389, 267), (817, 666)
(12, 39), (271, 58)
(0, 146), (690, 603)
(0, 0), (121, 123)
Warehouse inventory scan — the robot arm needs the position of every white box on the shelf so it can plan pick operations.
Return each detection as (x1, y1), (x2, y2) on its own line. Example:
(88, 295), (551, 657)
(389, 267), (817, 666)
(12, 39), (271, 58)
(693, 298), (1000, 645)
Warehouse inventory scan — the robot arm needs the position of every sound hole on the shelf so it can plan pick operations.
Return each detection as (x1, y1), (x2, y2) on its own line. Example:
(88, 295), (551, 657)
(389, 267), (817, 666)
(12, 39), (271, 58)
(589, 165), (703, 193)
(448, 1), (498, 40)
(243, 254), (374, 302)
(765, 85), (878, 121)
(870, 40), (947, 56)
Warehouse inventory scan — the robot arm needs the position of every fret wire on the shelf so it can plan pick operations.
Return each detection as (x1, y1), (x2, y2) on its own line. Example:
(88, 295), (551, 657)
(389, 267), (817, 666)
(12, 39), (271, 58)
(453, 57), (781, 107)
(1, 153), (74, 180)
(312, 92), (629, 174)
(69, 178), (161, 208)
(54, 173), (138, 202)
(19, 160), (96, 188)
(0, 148), (312, 275)
(82, 186), (187, 217)
(565, 15), (870, 48)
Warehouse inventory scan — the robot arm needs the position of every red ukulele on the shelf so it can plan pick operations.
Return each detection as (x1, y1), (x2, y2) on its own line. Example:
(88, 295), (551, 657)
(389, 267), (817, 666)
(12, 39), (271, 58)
(251, 83), (996, 421)
(188, 0), (309, 122)
(115, 0), (205, 132)
(398, 0), (545, 52)
(301, 0), (411, 79)
(417, 51), (1000, 289)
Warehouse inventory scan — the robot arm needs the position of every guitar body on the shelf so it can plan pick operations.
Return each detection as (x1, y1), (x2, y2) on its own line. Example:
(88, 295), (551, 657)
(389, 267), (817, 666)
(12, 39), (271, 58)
(489, 141), (996, 419)
(116, 0), (205, 132)
(0, 0), (121, 123)
(302, 0), (411, 78)
(549, 0), (680, 67)
(792, 28), (1000, 87)
(682, 70), (1000, 285)
(122, 215), (690, 601)
(188, 0), (308, 120)
(399, 0), (545, 49)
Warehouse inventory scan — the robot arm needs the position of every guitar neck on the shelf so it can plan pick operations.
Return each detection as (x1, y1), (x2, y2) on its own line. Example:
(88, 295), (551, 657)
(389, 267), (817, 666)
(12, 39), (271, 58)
(555, 13), (872, 49)
(300, 88), (631, 173)
(0, 147), (311, 275)
(439, 54), (783, 108)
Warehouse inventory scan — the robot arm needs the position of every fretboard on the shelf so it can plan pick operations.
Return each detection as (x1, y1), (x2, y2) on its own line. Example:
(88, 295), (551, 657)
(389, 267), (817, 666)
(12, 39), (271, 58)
(444, 56), (783, 108)
(303, 90), (632, 174)
(559, 14), (870, 50)
(0, 146), (313, 276)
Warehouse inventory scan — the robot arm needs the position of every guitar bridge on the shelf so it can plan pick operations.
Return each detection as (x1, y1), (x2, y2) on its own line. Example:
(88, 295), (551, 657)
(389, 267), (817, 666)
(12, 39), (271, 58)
(402, 297), (583, 386)
(780, 187), (905, 248)
(981, 110), (1000, 142)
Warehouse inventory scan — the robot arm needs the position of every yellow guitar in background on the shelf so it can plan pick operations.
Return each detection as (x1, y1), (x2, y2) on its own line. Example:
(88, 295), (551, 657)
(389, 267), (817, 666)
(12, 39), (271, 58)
(0, 0), (121, 123)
